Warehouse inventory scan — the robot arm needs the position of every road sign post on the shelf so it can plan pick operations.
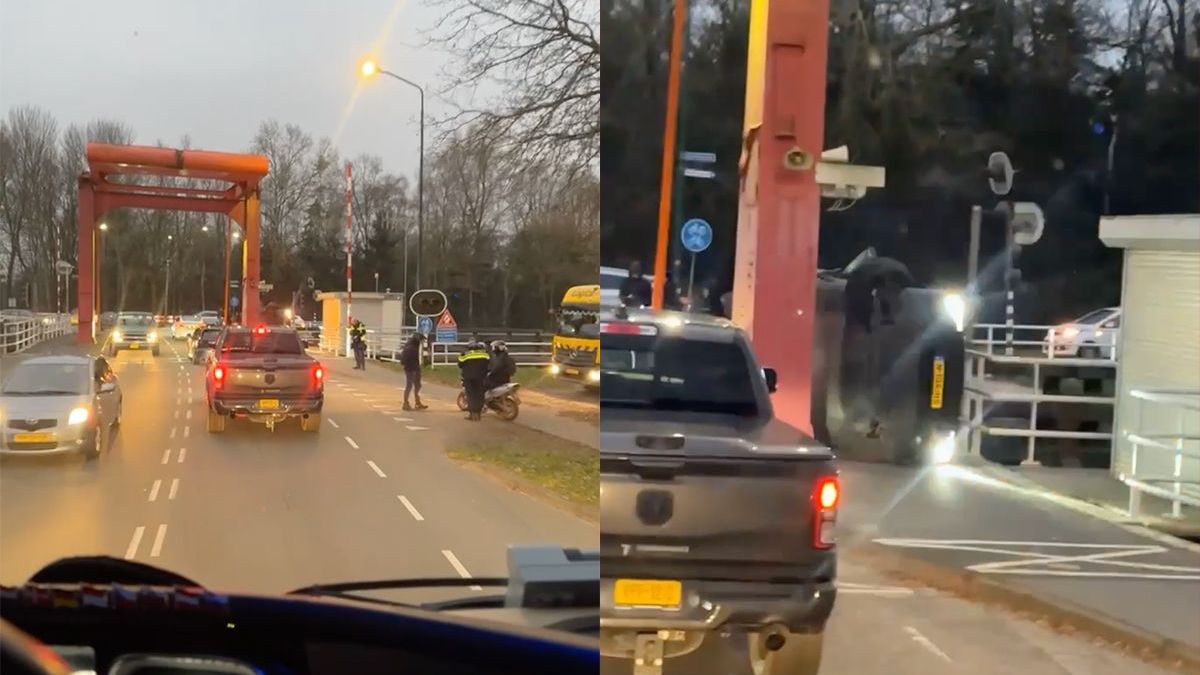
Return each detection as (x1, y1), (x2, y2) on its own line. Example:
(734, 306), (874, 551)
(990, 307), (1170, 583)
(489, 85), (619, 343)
(435, 309), (458, 344)
(680, 218), (713, 303)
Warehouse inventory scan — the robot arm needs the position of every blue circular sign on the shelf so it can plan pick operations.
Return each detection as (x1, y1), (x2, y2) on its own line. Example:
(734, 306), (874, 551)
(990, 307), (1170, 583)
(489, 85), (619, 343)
(681, 218), (713, 253)
(417, 316), (434, 335)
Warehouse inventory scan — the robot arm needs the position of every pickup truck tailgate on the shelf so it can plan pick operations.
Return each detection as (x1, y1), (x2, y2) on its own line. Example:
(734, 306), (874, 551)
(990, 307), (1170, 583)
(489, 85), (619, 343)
(222, 355), (315, 394)
(601, 416), (836, 580)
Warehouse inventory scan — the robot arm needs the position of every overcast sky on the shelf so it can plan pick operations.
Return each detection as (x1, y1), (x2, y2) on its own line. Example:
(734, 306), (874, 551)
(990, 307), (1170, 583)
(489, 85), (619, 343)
(0, 0), (455, 178)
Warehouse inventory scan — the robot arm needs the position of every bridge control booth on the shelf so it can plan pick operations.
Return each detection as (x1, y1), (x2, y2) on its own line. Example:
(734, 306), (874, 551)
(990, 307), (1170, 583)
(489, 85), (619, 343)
(1099, 213), (1200, 519)
(316, 292), (407, 356)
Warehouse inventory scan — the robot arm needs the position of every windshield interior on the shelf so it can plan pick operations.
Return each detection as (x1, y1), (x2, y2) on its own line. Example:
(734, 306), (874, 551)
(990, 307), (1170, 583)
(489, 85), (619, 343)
(2, 364), (88, 396)
(600, 334), (759, 416)
(118, 315), (153, 327)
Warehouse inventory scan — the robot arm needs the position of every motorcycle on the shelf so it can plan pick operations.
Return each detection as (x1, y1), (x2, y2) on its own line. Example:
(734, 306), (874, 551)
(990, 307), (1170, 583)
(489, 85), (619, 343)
(457, 381), (521, 421)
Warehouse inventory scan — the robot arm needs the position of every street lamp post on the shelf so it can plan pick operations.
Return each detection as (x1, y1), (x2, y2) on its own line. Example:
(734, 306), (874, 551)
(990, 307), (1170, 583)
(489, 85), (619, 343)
(361, 60), (424, 288)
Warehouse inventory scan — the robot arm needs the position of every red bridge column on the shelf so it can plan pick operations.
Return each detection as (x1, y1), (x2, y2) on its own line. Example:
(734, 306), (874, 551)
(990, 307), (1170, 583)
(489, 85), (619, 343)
(77, 176), (95, 344)
(241, 189), (261, 324)
(732, 0), (830, 434)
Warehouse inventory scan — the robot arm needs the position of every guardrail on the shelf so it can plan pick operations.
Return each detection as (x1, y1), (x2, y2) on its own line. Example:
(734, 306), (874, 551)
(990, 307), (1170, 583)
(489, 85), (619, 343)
(961, 348), (1117, 464)
(1122, 388), (1200, 519)
(314, 328), (553, 367)
(970, 322), (1120, 360)
(0, 314), (72, 355)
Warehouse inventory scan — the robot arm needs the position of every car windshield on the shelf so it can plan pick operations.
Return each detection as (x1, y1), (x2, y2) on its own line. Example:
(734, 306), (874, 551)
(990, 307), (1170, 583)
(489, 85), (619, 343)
(199, 329), (222, 344)
(1, 364), (88, 396)
(1074, 309), (1116, 325)
(118, 315), (153, 327)
(601, 334), (759, 416)
(558, 307), (600, 338)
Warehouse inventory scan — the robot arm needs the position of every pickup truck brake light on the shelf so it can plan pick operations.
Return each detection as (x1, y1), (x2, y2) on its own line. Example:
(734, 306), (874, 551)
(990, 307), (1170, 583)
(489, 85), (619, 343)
(813, 476), (839, 549)
(212, 365), (226, 387)
(313, 365), (324, 384)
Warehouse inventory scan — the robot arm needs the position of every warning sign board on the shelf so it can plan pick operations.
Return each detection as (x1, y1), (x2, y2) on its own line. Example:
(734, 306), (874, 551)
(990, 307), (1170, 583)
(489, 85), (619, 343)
(435, 309), (458, 343)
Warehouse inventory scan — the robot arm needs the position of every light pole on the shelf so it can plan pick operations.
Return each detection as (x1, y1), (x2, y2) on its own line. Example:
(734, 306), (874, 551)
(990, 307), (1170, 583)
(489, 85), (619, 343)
(360, 60), (424, 288)
(165, 234), (173, 316)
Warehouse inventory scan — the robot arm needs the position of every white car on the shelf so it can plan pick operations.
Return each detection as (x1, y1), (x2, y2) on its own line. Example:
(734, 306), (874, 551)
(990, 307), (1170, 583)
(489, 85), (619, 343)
(1043, 307), (1121, 359)
(173, 314), (204, 340)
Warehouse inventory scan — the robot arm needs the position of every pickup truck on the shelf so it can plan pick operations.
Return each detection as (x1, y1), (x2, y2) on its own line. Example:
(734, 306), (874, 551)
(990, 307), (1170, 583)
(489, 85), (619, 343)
(204, 326), (324, 432)
(598, 308), (838, 675)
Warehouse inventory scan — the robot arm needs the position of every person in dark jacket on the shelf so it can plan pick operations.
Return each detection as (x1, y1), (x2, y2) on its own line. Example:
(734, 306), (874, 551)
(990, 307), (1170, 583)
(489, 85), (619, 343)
(618, 261), (652, 308)
(486, 340), (517, 390)
(457, 341), (490, 421)
(400, 334), (427, 411)
(349, 319), (368, 369)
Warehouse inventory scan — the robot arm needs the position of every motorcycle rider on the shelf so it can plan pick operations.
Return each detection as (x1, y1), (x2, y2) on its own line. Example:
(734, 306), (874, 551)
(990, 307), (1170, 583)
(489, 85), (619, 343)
(486, 340), (517, 391)
(457, 341), (490, 421)
(349, 318), (368, 370)
(400, 334), (428, 411)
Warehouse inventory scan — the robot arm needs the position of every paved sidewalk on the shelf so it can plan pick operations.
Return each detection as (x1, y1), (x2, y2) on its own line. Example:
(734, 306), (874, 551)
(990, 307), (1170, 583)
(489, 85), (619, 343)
(319, 354), (598, 448)
(840, 460), (1200, 668)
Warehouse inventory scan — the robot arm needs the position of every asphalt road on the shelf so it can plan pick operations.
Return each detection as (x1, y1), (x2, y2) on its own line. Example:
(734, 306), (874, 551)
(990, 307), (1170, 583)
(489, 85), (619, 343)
(0, 339), (597, 596)
(601, 554), (1178, 675)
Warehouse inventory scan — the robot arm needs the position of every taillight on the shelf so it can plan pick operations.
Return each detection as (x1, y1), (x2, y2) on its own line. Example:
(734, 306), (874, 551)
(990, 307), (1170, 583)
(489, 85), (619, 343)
(813, 476), (839, 549)
(313, 365), (324, 384)
(213, 365), (225, 385)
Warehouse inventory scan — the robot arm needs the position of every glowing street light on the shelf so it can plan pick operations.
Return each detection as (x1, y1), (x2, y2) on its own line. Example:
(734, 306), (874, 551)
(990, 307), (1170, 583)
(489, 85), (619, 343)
(357, 59), (425, 287)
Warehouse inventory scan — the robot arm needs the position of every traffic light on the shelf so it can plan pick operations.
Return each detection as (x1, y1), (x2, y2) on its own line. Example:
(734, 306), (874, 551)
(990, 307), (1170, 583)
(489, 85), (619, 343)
(409, 289), (447, 317)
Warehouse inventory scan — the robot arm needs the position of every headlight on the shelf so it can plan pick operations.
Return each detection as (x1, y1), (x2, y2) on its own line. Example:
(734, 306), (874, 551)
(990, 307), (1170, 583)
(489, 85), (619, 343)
(1062, 326), (1079, 338)
(587, 369), (601, 382)
(930, 431), (956, 465)
(147, 330), (158, 342)
(112, 330), (123, 342)
(68, 407), (90, 425)
(941, 293), (966, 332)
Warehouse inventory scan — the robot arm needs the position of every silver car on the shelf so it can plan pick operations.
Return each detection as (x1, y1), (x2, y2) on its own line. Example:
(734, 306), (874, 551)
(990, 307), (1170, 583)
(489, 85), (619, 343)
(0, 355), (122, 459)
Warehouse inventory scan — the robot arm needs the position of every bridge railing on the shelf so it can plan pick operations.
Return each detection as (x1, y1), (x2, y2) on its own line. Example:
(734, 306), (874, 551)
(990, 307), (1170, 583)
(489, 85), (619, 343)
(315, 327), (553, 367)
(0, 314), (72, 355)
(961, 348), (1117, 464)
(1123, 388), (1200, 520)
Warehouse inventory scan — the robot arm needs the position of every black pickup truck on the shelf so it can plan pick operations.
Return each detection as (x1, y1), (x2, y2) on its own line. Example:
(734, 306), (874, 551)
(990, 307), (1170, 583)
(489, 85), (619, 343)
(599, 309), (838, 675)
(204, 326), (324, 432)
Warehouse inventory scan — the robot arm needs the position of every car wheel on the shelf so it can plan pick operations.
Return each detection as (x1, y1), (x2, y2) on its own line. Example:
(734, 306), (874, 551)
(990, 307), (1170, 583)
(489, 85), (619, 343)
(206, 408), (226, 433)
(152, 346), (160, 356)
(300, 413), (321, 432)
(85, 427), (103, 460)
(112, 398), (122, 429)
(1079, 346), (1100, 359)
(747, 631), (823, 675)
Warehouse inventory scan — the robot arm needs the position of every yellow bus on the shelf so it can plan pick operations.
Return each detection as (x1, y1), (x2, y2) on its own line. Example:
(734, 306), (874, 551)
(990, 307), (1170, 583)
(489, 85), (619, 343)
(549, 284), (600, 386)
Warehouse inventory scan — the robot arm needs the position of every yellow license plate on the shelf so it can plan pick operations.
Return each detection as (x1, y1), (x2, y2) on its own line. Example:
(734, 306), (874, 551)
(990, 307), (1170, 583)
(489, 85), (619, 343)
(565, 368), (579, 375)
(129, 343), (139, 349)
(613, 579), (682, 608)
(930, 357), (945, 410)
(258, 399), (280, 409)
(13, 432), (55, 443)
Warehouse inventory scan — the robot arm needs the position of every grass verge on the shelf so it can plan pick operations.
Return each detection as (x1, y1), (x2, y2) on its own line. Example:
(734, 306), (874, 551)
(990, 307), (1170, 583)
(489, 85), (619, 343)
(446, 423), (598, 522)
(420, 364), (562, 390)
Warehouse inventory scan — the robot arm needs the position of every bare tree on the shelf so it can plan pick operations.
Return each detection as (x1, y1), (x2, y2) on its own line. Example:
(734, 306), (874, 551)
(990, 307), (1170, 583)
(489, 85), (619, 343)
(0, 105), (59, 305)
(430, 0), (600, 169)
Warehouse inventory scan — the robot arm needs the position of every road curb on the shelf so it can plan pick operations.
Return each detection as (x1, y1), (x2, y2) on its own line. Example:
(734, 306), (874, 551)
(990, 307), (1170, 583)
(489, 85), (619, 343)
(848, 542), (1200, 673)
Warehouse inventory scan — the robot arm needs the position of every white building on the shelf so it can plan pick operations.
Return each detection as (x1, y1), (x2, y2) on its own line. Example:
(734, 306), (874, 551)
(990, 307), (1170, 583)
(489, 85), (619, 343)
(1099, 214), (1200, 497)
(316, 291), (407, 355)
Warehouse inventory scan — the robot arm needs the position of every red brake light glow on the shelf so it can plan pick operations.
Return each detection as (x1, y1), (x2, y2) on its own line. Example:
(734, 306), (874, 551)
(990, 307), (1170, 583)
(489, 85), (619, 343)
(600, 322), (658, 336)
(254, 325), (268, 336)
(314, 366), (324, 380)
(213, 366), (225, 382)
(817, 478), (839, 510)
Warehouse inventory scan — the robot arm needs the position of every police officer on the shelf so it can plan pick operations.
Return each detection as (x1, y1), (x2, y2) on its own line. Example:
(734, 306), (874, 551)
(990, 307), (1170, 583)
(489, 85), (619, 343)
(457, 341), (490, 421)
(349, 319), (368, 370)
(486, 340), (517, 390)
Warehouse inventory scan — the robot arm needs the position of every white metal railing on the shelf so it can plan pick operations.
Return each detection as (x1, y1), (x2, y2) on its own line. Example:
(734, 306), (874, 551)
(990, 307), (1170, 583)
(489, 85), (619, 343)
(970, 323), (1120, 360)
(0, 314), (72, 354)
(1123, 388), (1200, 519)
(313, 328), (552, 367)
(961, 348), (1117, 464)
